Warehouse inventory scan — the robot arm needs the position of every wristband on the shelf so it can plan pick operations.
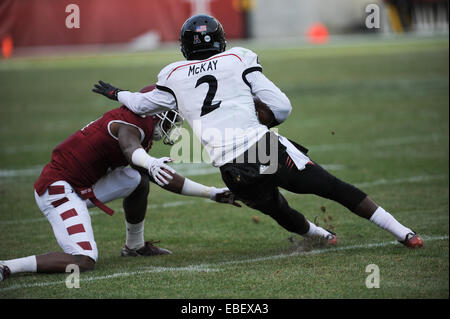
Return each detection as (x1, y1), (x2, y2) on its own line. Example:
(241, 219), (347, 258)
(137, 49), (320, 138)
(181, 178), (211, 199)
(131, 148), (153, 169)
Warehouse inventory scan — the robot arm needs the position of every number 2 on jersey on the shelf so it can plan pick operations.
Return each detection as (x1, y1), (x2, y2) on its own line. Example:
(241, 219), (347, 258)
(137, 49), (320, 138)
(196, 75), (221, 116)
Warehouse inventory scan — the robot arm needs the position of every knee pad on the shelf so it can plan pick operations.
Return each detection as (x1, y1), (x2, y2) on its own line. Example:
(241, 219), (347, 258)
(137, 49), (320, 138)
(121, 167), (142, 191)
(91, 167), (145, 205)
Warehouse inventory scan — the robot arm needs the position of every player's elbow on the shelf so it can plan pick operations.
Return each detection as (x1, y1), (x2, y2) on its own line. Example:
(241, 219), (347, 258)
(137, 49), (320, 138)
(119, 91), (146, 114)
(129, 93), (147, 113)
(274, 95), (292, 124)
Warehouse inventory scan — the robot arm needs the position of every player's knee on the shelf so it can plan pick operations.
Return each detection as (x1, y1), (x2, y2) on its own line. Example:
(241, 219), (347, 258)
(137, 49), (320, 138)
(72, 255), (96, 272)
(122, 167), (147, 195)
(134, 171), (150, 195)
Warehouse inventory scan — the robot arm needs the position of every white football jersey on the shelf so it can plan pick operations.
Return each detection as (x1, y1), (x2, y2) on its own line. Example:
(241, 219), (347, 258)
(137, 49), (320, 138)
(118, 46), (295, 167)
(156, 47), (269, 166)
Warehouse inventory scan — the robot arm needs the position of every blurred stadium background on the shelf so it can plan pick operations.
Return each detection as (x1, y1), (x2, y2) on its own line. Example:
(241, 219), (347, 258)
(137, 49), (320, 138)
(0, 0), (448, 57)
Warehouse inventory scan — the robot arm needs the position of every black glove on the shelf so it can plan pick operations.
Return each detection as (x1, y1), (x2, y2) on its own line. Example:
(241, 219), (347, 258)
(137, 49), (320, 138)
(92, 80), (123, 101)
(212, 187), (242, 207)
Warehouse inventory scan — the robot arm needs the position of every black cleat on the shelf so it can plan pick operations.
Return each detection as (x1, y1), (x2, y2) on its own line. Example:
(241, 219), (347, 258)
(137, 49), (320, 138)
(0, 263), (11, 282)
(120, 240), (172, 257)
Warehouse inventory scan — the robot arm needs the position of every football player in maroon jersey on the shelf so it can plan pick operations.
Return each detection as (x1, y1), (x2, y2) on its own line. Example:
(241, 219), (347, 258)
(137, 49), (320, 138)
(0, 85), (239, 282)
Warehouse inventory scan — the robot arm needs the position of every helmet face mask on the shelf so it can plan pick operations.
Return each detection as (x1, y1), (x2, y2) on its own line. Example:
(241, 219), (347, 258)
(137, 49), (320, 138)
(155, 110), (184, 145)
(180, 14), (226, 60)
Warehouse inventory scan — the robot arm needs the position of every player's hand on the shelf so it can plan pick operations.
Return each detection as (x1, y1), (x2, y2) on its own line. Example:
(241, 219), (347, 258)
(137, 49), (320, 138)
(210, 187), (241, 207)
(92, 80), (123, 101)
(148, 157), (176, 186)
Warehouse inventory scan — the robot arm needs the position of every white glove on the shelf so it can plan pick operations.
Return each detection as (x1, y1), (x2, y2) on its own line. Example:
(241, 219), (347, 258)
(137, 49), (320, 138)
(148, 157), (176, 186)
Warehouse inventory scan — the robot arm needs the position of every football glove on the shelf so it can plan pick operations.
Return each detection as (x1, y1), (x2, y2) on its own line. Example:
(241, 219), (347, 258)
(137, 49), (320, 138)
(210, 187), (241, 207)
(92, 80), (123, 101)
(148, 157), (176, 187)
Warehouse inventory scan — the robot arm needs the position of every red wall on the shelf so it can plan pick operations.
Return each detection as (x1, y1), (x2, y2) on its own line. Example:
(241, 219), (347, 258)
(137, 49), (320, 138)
(0, 0), (245, 47)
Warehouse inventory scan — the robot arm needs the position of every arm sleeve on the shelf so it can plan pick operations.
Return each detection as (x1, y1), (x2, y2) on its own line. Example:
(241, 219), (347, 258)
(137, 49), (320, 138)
(236, 47), (292, 124)
(245, 71), (292, 124)
(117, 89), (176, 116)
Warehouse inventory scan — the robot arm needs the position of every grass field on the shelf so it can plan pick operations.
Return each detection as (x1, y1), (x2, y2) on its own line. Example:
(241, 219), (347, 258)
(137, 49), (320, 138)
(0, 35), (448, 300)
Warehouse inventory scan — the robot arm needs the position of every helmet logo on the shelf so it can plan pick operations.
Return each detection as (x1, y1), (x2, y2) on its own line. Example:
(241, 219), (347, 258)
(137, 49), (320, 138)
(195, 25), (207, 32)
(204, 35), (211, 42)
(193, 35), (201, 44)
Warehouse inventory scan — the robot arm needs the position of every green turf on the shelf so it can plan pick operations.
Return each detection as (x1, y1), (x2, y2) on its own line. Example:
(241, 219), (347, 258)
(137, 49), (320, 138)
(0, 35), (448, 299)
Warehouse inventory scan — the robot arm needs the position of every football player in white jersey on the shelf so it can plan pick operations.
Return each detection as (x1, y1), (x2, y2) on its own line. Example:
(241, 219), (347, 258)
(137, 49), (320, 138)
(92, 14), (423, 249)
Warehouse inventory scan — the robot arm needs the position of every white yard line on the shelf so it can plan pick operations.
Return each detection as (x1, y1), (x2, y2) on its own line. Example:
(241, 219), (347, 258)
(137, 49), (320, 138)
(0, 266), (220, 293)
(1, 174), (447, 226)
(0, 163), (343, 178)
(0, 166), (43, 178)
(354, 174), (447, 188)
(0, 133), (446, 179)
(187, 235), (449, 268)
(308, 133), (446, 152)
(0, 201), (197, 226)
(1, 132), (446, 163)
(0, 234), (447, 293)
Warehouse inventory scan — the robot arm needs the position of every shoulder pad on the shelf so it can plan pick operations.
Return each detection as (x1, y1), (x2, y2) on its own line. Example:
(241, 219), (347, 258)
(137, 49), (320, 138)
(227, 47), (262, 69)
(156, 60), (186, 85)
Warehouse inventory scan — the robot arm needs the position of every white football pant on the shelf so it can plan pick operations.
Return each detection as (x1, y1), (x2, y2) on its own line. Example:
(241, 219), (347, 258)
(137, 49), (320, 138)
(34, 167), (142, 261)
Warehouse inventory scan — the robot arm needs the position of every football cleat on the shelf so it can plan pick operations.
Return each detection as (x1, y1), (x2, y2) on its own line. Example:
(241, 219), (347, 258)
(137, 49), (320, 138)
(120, 240), (172, 257)
(325, 230), (338, 246)
(326, 234), (338, 246)
(399, 232), (423, 248)
(0, 263), (11, 282)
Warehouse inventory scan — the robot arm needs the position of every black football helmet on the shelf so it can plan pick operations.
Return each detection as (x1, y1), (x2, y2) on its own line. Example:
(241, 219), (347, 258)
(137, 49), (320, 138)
(180, 14), (226, 60)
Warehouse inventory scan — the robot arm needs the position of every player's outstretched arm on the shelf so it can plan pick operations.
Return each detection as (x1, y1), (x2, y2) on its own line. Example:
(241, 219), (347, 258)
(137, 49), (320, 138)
(92, 80), (175, 116)
(160, 172), (241, 208)
(112, 122), (240, 207)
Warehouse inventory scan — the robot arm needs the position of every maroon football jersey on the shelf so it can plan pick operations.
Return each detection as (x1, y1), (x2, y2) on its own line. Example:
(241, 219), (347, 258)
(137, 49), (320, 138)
(34, 106), (156, 195)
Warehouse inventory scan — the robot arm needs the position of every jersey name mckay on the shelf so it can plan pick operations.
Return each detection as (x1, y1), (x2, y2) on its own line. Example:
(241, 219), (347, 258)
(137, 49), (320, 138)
(187, 60), (218, 76)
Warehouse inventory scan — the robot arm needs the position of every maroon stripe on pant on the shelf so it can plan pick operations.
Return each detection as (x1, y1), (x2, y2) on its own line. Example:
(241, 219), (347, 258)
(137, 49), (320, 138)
(67, 224), (85, 235)
(60, 208), (78, 221)
(52, 197), (69, 208)
(48, 185), (65, 195)
(77, 241), (92, 251)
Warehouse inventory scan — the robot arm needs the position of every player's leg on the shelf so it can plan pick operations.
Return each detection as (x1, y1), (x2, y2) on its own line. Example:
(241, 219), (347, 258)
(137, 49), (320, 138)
(1, 181), (97, 280)
(219, 162), (335, 243)
(1, 252), (94, 281)
(90, 166), (171, 256)
(276, 157), (422, 247)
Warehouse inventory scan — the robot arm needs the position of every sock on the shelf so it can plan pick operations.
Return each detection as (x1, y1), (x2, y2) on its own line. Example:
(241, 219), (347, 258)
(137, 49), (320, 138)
(370, 207), (412, 241)
(3, 256), (37, 274)
(305, 221), (333, 239)
(125, 220), (145, 250)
